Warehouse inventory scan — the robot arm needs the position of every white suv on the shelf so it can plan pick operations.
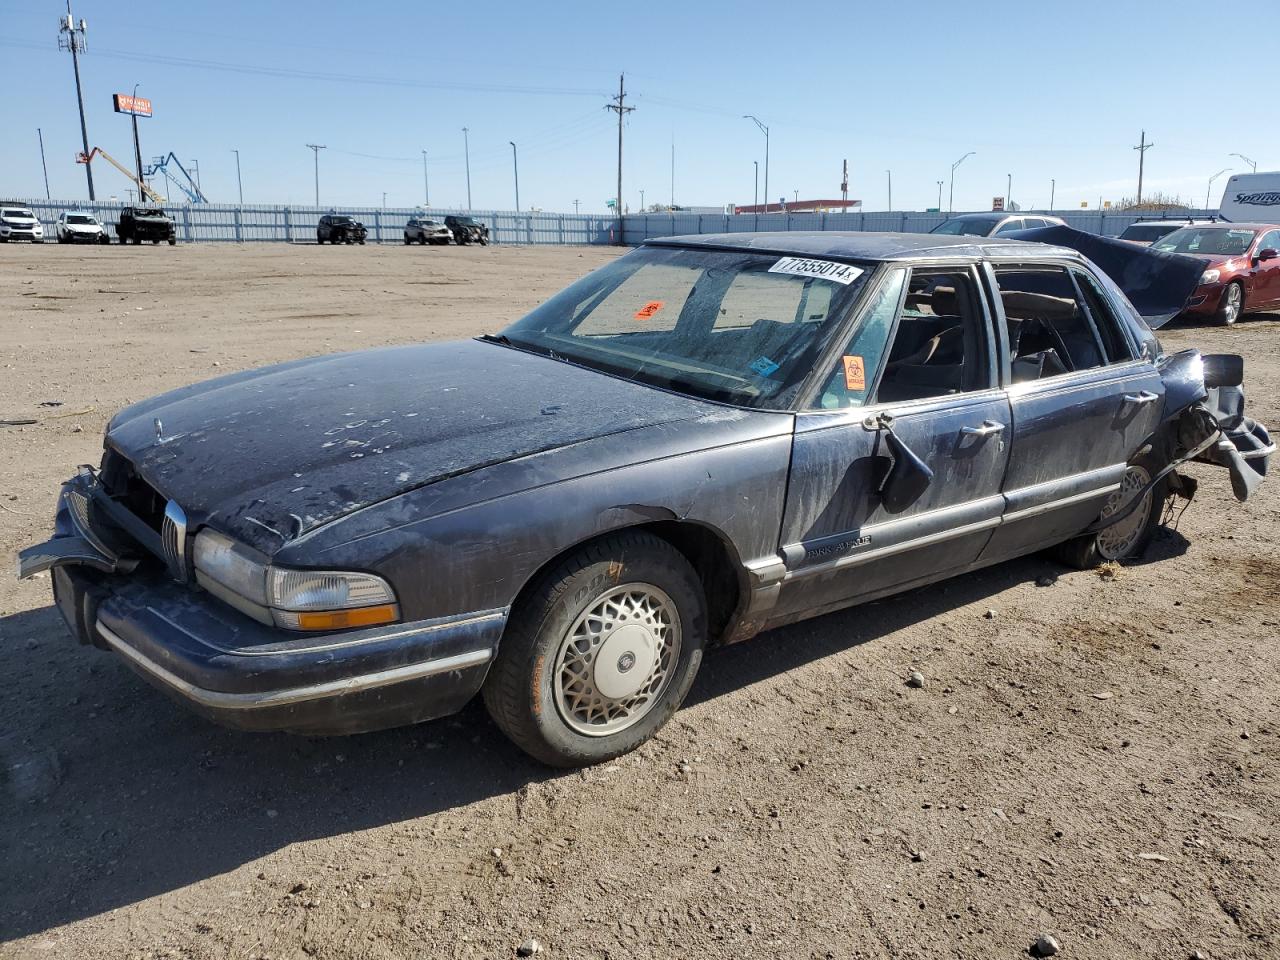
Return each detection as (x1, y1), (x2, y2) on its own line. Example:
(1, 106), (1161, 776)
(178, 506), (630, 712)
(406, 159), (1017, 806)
(56, 210), (109, 244)
(0, 206), (44, 242)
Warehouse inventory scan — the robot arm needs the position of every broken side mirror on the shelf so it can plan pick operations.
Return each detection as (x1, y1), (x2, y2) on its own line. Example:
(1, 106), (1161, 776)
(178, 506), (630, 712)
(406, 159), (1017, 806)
(865, 413), (934, 513)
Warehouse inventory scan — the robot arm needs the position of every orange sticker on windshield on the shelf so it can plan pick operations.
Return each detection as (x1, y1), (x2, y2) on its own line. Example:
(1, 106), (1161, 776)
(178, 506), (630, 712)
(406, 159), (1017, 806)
(634, 300), (665, 321)
(842, 355), (866, 391)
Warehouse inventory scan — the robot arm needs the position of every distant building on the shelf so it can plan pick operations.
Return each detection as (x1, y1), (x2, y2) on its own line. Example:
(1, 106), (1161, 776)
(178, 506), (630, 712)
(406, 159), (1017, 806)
(734, 199), (862, 214)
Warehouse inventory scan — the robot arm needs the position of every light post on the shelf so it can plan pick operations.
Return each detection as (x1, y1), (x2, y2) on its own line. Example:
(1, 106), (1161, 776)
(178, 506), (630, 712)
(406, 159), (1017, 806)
(753, 160), (758, 207)
(744, 115), (769, 211)
(1007, 172), (1012, 210)
(640, 189), (645, 211)
(421, 149), (430, 206)
(231, 148), (243, 204)
(509, 141), (519, 212)
(305, 144), (325, 206)
(936, 180), (943, 211)
(1050, 178), (1056, 210)
(948, 151), (975, 214)
(1229, 153), (1256, 174)
(462, 127), (472, 210)
(886, 169), (892, 212)
(1206, 167), (1231, 211)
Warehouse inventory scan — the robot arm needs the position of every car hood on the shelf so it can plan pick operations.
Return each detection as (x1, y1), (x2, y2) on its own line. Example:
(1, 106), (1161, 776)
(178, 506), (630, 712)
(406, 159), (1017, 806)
(104, 339), (722, 553)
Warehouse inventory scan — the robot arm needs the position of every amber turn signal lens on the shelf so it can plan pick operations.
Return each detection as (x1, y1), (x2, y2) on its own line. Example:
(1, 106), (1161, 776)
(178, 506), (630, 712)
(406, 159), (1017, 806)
(294, 604), (399, 631)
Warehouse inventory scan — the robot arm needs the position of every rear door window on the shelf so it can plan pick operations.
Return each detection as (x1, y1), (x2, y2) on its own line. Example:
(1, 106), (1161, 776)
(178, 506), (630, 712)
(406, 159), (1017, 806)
(994, 266), (1107, 382)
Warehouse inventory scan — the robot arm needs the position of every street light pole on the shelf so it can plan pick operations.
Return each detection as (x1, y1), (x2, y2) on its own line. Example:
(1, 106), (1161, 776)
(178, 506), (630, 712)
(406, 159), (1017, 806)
(753, 160), (758, 207)
(37, 128), (51, 199)
(462, 127), (472, 210)
(1206, 168), (1231, 211)
(1050, 178), (1056, 210)
(886, 169), (892, 212)
(421, 149), (430, 206)
(744, 115), (769, 210)
(1007, 172), (1012, 210)
(1229, 153), (1256, 174)
(949, 151), (975, 215)
(305, 144), (325, 206)
(231, 148), (243, 204)
(509, 141), (519, 212)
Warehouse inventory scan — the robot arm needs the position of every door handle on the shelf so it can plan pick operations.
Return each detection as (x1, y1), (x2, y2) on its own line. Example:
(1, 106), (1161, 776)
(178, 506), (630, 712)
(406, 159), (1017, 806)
(960, 419), (1005, 437)
(1123, 391), (1159, 406)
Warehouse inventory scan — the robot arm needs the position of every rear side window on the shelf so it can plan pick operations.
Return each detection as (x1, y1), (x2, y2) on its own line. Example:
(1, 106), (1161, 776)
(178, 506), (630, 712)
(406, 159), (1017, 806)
(993, 219), (1024, 235)
(1072, 269), (1134, 363)
(995, 266), (1107, 382)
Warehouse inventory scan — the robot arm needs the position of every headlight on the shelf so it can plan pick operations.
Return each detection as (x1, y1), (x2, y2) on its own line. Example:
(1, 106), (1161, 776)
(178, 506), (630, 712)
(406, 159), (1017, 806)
(1200, 268), (1221, 284)
(194, 528), (399, 631)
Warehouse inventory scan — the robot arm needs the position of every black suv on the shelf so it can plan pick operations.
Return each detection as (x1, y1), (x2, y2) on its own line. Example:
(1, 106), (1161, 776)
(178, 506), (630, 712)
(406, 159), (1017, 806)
(444, 215), (489, 245)
(317, 215), (367, 245)
(117, 207), (177, 245)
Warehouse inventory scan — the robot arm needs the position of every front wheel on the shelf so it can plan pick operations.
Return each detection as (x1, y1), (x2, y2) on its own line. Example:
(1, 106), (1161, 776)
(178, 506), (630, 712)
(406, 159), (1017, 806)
(1217, 281), (1243, 326)
(168, 238), (176, 246)
(1055, 454), (1167, 568)
(483, 532), (707, 767)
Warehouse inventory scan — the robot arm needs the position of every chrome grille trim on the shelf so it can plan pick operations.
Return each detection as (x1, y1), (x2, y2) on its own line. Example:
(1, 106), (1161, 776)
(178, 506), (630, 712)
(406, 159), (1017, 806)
(162, 500), (189, 582)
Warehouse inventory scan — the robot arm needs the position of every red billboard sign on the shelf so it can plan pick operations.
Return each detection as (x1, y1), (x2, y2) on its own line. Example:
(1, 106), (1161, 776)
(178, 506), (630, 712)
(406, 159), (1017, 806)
(112, 93), (153, 117)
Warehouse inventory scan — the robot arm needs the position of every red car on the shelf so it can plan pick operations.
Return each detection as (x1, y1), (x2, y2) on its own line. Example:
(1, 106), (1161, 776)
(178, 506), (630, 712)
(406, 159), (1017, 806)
(1153, 223), (1280, 324)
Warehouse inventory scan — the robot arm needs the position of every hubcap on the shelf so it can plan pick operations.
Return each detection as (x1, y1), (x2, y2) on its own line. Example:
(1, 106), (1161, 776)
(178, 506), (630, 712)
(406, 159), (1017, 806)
(1097, 464), (1153, 560)
(553, 583), (681, 737)
(1224, 285), (1241, 323)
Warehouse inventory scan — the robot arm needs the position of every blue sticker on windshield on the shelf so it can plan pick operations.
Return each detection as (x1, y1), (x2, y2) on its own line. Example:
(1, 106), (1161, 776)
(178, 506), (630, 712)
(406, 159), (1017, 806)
(750, 356), (781, 377)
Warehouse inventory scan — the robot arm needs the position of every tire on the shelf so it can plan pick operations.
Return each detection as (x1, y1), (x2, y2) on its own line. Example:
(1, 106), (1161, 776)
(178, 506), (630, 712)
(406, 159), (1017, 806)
(483, 532), (708, 767)
(1216, 281), (1243, 326)
(118, 235), (127, 244)
(151, 239), (159, 245)
(1055, 452), (1167, 569)
(403, 236), (411, 245)
(479, 236), (489, 246)
(168, 238), (176, 246)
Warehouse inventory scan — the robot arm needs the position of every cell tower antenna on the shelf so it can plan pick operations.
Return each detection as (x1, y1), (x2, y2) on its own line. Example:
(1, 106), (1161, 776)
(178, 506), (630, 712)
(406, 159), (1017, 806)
(59, 1), (95, 200)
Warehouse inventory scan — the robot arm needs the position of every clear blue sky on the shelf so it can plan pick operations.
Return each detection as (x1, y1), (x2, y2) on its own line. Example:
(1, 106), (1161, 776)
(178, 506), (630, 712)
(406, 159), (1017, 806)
(2, 0), (1274, 214)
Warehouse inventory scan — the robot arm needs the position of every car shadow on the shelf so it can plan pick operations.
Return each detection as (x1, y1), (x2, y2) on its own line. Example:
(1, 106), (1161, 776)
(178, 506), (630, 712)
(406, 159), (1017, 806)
(0, 551), (1069, 939)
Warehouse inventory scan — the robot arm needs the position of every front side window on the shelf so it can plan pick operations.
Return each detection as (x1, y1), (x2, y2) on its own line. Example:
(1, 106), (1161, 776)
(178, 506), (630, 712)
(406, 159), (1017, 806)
(1257, 230), (1280, 254)
(813, 269), (906, 408)
(501, 246), (871, 409)
(996, 266), (1109, 382)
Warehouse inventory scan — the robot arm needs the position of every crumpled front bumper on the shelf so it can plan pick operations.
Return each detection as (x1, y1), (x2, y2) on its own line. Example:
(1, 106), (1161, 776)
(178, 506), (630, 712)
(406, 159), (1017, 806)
(18, 474), (506, 735)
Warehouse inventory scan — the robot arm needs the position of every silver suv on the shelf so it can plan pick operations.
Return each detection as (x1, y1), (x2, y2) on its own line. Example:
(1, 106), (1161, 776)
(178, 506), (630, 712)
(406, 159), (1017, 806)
(404, 217), (452, 245)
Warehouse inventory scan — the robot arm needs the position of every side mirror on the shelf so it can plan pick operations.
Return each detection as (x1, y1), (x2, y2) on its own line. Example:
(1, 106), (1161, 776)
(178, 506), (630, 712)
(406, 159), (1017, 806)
(1256, 248), (1278, 262)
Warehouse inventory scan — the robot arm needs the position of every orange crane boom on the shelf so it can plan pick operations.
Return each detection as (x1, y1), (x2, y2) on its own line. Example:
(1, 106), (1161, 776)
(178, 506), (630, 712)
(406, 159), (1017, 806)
(76, 148), (165, 203)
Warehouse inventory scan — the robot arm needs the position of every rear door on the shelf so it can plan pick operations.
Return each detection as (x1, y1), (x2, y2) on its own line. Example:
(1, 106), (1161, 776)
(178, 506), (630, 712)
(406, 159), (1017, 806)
(979, 260), (1165, 561)
(773, 263), (1011, 620)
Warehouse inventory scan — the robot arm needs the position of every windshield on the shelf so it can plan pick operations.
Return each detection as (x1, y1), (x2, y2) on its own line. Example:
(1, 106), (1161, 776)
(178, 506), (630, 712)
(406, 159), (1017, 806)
(930, 218), (996, 236)
(498, 246), (872, 409)
(67, 214), (96, 225)
(1153, 226), (1257, 256)
(1120, 224), (1180, 242)
(452, 217), (480, 226)
(3, 209), (34, 219)
(135, 209), (166, 218)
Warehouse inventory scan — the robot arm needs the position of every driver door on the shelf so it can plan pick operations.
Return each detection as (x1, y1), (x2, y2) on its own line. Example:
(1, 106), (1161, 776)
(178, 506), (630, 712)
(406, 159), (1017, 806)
(772, 264), (1011, 620)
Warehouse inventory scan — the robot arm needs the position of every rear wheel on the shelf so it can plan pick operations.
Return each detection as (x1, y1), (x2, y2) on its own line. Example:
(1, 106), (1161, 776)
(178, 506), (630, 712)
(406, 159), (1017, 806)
(483, 532), (707, 767)
(1055, 454), (1167, 568)
(1217, 281), (1243, 326)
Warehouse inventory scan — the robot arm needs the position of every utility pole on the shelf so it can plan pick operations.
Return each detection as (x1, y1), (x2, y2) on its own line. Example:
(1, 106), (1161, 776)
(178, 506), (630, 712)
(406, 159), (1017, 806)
(754, 161), (759, 207)
(421, 149), (430, 206)
(573, 199), (580, 215)
(949, 151), (974, 214)
(1133, 130), (1153, 205)
(605, 74), (633, 237)
(306, 144), (325, 206)
(1230, 153), (1256, 174)
(462, 128), (472, 209)
(936, 180), (944, 211)
(231, 148), (243, 204)
(640, 189), (645, 211)
(1007, 172), (1012, 210)
(1050, 178), (1056, 210)
(840, 159), (848, 205)
(59, 2), (94, 200)
(37, 128), (51, 199)
(744, 115), (769, 211)
(886, 169), (892, 211)
(509, 141), (520, 212)
(670, 139), (675, 209)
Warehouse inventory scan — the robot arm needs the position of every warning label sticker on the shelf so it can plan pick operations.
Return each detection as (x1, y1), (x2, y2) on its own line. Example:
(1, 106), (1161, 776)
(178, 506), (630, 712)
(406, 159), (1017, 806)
(769, 257), (864, 286)
(634, 300), (665, 320)
(842, 355), (866, 391)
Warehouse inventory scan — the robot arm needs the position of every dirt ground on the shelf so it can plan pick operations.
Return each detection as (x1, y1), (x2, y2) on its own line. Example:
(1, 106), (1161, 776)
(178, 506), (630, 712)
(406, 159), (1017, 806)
(1, 243), (1277, 960)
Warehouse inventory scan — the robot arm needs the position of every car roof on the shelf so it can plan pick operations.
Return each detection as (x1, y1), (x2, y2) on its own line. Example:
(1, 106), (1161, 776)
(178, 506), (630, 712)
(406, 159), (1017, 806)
(1167, 222), (1280, 231)
(644, 231), (1081, 263)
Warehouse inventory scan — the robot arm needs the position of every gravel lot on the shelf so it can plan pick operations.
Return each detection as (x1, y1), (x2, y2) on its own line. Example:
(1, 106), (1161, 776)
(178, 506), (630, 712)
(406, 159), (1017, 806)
(1, 243), (1277, 960)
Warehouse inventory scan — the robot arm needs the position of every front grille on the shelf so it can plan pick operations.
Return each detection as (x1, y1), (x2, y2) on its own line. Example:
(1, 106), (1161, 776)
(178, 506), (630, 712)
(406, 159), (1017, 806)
(161, 501), (189, 582)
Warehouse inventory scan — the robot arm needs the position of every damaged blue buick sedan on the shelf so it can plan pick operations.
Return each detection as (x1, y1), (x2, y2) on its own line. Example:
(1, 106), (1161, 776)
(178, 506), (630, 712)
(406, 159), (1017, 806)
(19, 232), (1272, 766)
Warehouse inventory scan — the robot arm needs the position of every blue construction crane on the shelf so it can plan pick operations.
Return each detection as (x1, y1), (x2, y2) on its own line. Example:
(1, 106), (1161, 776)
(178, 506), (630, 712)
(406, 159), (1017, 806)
(145, 153), (208, 203)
